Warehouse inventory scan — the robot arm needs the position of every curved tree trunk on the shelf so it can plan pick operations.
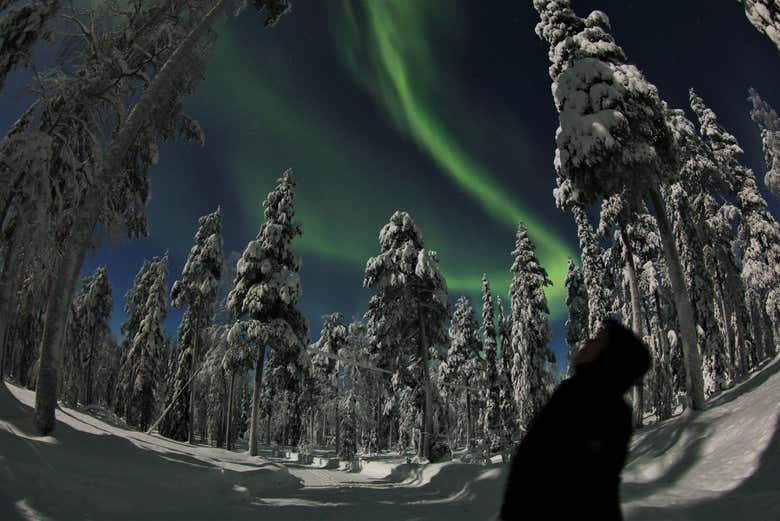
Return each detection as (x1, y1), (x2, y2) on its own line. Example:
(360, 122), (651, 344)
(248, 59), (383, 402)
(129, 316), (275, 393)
(619, 223), (645, 428)
(32, 1), (227, 435)
(648, 187), (705, 411)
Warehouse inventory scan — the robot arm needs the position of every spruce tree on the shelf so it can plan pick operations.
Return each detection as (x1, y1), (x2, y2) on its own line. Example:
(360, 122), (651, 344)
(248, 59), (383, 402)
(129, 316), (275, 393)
(364, 211), (449, 461)
(496, 295), (516, 457)
(115, 259), (152, 417)
(128, 253), (169, 430)
(61, 266), (113, 406)
(481, 275), (501, 455)
(444, 296), (483, 449)
(533, 0), (707, 410)
(311, 313), (347, 452)
(738, 1), (780, 53)
(564, 258), (589, 374)
(227, 170), (309, 456)
(572, 206), (609, 336)
(509, 223), (552, 432)
(690, 91), (780, 363)
(747, 88), (780, 196)
(160, 207), (223, 442)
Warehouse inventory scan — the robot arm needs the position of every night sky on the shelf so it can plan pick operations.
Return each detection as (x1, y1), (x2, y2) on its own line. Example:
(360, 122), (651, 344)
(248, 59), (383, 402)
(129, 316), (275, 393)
(3, 1), (779, 370)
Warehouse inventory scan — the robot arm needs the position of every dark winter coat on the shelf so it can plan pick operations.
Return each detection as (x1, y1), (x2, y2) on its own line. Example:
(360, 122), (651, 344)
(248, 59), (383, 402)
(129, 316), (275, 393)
(499, 319), (651, 521)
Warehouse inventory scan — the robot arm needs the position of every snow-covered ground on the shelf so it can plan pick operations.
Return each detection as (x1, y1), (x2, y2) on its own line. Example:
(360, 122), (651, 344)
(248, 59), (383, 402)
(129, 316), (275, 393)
(2, 355), (779, 520)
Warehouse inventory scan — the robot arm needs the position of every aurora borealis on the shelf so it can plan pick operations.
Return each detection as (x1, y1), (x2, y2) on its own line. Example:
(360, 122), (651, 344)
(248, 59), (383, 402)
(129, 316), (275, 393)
(6, 0), (775, 368)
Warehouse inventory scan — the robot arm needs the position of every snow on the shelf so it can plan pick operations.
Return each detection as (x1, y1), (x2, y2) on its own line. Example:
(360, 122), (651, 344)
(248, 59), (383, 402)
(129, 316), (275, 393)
(3, 354), (780, 520)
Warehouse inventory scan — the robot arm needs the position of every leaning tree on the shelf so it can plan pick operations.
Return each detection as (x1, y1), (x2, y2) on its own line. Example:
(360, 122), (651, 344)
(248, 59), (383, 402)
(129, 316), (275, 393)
(533, 0), (706, 409)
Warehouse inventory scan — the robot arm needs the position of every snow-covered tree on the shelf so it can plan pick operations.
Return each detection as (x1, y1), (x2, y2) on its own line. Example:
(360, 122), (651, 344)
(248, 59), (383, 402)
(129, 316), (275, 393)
(159, 207), (223, 442)
(495, 295), (516, 457)
(364, 211), (449, 460)
(691, 90), (780, 364)
(639, 260), (674, 421)
(738, 0), (780, 53)
(564, 258), (588, 374)
(747, 87), (780, 196)
(481, 275), (501, 454)
(0, 1), (59, 91)
(310, 313), (348, 452)
(572, 206), (609, 336)
(509, 223), (552, 432)
(127, 253), (169, 430)
(668, 103), (733, 395)
(533, 0), (707, 410)
(115, 260), (153, 417)
(61, 266), (113, 406)
(443, 296), (483, 449)
(28, 0), (292, 436)
(227, 170), (309, 456)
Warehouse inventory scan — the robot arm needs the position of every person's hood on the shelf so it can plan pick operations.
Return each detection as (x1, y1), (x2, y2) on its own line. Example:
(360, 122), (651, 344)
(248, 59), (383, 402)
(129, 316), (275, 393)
(573, 318), (651, 393)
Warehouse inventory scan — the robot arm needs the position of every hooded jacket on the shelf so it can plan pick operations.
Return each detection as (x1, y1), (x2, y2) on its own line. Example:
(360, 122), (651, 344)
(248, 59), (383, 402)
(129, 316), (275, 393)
(499, 319), (651, 521)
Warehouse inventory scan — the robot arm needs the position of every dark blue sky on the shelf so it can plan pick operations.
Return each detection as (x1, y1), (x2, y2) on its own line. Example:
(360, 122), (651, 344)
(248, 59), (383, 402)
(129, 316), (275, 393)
(2, 1), (778, 371)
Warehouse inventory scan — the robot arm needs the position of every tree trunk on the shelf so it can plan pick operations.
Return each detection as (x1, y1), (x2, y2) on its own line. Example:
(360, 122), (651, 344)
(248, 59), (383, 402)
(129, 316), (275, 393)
(265, 407), (272, 446)
(648, 187), (706, 411)
(188, 313), (201, 444)
(225, 371), (235, 451)
(619, 223), (645, 428)
(465, 391), (472, 449)
(33, 0), (228, 435)
(84, 324), (98, 405)
(34, 233), (88, 434)
(249, 346), (265, 456)
(417, 303), (433, 461)
(714, 269), (736, 384)
(0, 221), (24, 382)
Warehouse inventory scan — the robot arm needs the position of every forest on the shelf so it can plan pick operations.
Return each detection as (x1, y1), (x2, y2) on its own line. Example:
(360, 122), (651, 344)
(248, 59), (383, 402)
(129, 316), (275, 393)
(1, 0), (780, 504)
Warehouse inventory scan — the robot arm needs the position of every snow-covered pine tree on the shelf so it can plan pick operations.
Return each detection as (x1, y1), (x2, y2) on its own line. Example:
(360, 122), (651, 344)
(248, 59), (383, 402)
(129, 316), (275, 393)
(572, 206), (609, 336)
(496, 295), (516, 458)
(220, 323), (253, 451)
(690, 91), (780, 364)
(364, 211), (449, 461)
(95, 328), (120, 408)
(30, 0), (292, 436)
(0, 1), (59, 90)
(564, 258), (588, 375)
(738, 1), (780, 53)
(115, 259), (152, 417)
(347, 318), (381, 454)
(444, 296), (483, 449)
(310, 313), (347, 452)
(227, 170), (309, 456)
(509, 223), (553, 432)
(61, 266), (113, 405)
(668, 104), (734, 395)
(639, 260), (674, 421)
(159, 207), (223, 442)
(481, 275), (501, 455)
(533, 0), (707, 410)
(747, 88), (780, 196)
(128, 253), (169, 431)
(335, 320), (361, 462)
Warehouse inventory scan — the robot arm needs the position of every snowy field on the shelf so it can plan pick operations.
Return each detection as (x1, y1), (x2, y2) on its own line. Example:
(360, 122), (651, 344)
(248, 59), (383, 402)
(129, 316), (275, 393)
(2, 355), (779, 521)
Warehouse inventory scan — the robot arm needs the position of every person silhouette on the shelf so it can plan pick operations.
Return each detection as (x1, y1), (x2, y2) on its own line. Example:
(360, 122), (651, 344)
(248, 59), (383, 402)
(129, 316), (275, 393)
(499, 318), (651, 521)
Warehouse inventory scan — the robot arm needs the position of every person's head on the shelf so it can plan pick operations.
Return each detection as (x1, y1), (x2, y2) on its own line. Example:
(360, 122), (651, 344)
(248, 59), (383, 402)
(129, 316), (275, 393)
(573, 318), (651, 392)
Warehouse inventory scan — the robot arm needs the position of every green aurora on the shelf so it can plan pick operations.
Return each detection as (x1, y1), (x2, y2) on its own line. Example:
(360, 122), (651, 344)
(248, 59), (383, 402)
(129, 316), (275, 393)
(186, 2), (576, 320)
